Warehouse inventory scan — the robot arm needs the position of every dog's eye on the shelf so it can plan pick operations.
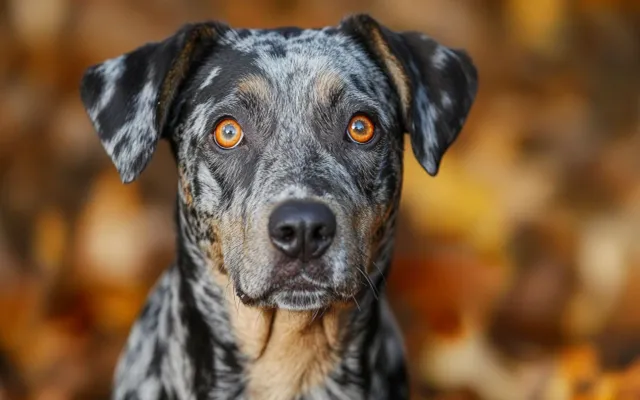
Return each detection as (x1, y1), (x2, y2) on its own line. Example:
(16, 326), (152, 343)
(347, 114), (375, 144)
(213, 118), (243, 149)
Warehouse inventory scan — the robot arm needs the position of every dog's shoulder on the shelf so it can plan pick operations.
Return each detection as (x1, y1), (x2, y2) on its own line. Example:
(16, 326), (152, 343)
(112, 267), (185, 399)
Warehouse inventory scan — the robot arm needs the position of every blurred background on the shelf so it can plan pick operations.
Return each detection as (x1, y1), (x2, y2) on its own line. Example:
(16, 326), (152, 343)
(0, 0), (639, 399)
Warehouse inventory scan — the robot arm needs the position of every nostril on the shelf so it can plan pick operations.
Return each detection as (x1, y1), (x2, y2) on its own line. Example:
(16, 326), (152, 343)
(311, 224), (330, 241)
(311, 225), (322, 240)
(270, 221), (303, 258)
(277, 225), (296, 242)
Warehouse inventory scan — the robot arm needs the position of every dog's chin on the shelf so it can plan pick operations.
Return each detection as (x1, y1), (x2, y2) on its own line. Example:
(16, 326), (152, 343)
(271, 289), (335, 311)
(235, 278), (352, 311)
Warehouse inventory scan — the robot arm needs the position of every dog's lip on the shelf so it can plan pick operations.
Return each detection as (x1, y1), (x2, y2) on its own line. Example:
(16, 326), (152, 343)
(282, 276), (326, 292)
(273, 289), (334, 311)
(267, 275), (332, 298)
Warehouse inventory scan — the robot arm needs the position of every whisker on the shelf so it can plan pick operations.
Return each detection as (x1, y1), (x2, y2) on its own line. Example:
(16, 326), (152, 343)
(355, 265), (378, 300)
(225, 278), (233, 294)
(231, 287), (241, 314)
(352, 295), (361, 311)
(354, 247), (386, 277)
(353, 246), (392, 297)
(222, 278), (242, 313)
(365, 271), (379, 298)
(372, 261), (387, 286)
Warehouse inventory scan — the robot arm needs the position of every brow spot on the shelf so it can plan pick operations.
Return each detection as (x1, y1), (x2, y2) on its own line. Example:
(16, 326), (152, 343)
(237, 74), (272, 103)
(313, 72), (345, 106)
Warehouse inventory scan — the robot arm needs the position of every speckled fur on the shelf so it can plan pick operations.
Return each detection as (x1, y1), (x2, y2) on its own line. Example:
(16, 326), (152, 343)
(79, 14), (477, 400)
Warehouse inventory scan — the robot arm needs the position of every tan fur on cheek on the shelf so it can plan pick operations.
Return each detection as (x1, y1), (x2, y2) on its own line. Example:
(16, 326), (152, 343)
(178, 166), (193, 207)
(207, 224), (227, 274)
(352, 207), (379, 273)
(369, 204), (395, 262)
(219, 217), (248, 256)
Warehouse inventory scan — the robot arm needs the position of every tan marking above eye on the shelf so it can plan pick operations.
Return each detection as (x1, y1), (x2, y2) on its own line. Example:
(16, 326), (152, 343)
(347, 114), (375, 144)
(237, 75), (271, 102)
(213, 118), (243, 149)
(314, 72), (344, 105)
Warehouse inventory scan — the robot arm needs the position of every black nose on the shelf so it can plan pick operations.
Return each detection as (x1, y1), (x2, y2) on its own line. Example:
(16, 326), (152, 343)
(268, 200), (336, 261)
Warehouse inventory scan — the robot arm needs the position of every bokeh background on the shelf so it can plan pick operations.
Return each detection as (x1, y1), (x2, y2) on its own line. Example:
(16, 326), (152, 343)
(0, 0), (639, 399)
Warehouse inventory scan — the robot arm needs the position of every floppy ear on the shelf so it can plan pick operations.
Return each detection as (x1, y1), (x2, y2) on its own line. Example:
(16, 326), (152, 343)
(80, 22), (227, 183)
(340, 14), (478, 176)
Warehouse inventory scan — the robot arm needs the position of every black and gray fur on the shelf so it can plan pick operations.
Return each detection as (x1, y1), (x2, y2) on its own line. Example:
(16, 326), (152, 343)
(79, 14), (477, 400)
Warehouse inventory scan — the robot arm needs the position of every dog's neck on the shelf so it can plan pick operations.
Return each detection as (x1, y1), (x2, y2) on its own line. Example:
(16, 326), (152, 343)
(173, 203), (392, 399)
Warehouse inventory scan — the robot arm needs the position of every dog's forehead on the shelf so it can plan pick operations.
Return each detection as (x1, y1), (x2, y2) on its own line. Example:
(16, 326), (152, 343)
(181, 26), (395, 124)
(222, 27), (351, 57)
(217, 27), (379, 83)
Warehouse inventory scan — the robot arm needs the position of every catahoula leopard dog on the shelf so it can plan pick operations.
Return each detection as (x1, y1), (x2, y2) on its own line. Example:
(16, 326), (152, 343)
(79, 14), (477, 400)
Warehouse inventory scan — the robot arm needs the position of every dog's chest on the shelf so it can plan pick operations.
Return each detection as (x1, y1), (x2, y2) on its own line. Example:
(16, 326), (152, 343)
(112, 268), (372, 400)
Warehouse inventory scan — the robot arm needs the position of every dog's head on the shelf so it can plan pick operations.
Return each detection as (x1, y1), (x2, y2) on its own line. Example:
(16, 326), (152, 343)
(80, 15), (477, 310)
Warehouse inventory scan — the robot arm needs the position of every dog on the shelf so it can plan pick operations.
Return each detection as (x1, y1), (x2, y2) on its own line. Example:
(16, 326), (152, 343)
(79, 14), (477, 400)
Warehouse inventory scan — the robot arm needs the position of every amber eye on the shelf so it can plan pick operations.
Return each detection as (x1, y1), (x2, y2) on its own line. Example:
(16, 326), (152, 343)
(347, 114), (375, 144)
(213, 118), (243, 149)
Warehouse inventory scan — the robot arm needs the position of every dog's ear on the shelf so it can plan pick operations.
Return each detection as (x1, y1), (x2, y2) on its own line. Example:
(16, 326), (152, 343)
(80, 22), (227, 183)
(340, 14), (478, 176)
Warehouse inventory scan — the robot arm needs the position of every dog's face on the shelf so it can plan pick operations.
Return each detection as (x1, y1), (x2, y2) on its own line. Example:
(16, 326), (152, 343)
(172, 29), (405, 310)
(80, 16), (477, 310)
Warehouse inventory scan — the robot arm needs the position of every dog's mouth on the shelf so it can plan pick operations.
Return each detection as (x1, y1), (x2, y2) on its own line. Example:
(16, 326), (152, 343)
(235, 274), (350, 311)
